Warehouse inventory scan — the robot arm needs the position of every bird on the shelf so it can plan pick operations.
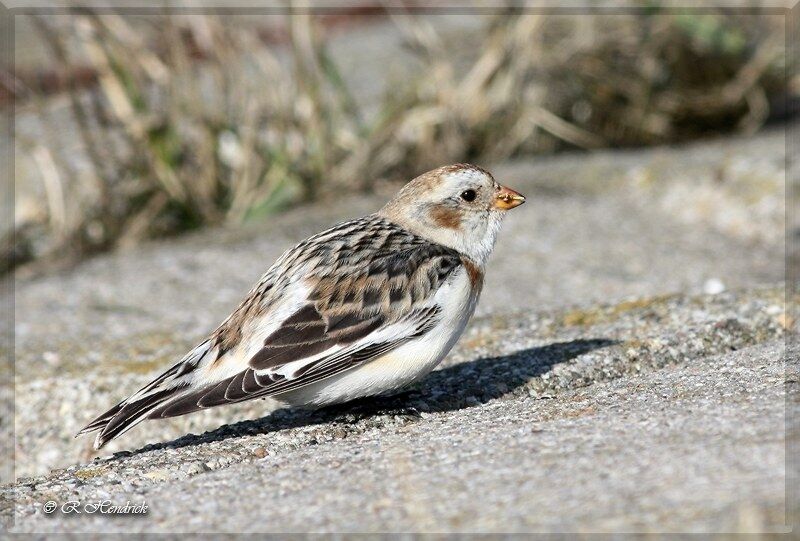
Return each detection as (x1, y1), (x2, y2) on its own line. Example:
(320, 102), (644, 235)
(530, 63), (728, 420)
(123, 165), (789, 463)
(78, 163), (525, 450)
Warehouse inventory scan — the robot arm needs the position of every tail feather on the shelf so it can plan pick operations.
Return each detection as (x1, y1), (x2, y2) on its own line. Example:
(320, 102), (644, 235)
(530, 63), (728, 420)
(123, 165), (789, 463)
(77, 385), (185, 450)
(78, 340), (213, 449)
(90, 386), (186, 450)
(76, 403), (124, 436)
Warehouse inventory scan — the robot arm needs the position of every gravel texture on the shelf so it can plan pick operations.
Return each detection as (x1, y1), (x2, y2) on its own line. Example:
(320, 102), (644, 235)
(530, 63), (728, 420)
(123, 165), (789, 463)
(2, 286), (794, 533)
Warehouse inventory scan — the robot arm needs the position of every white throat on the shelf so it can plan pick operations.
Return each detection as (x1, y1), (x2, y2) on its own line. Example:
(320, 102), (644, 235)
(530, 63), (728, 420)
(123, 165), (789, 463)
(457, 212), (504, 266)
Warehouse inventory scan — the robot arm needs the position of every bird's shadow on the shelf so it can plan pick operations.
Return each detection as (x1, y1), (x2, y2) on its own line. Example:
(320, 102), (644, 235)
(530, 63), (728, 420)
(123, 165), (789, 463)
(113, 338), (617, 460)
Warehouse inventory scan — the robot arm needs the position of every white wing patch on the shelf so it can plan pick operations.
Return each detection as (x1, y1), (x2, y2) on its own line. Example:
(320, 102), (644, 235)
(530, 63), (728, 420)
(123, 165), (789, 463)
(194, 281), (312, 386)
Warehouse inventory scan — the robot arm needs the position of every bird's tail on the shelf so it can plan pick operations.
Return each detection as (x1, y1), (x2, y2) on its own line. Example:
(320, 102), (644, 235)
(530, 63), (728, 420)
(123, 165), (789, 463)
(77, 340), (212, 450)
(77, 386), (187, 450)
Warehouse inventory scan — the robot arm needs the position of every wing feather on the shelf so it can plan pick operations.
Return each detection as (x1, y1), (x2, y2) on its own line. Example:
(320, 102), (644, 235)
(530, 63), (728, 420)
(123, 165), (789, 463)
(148, 306), (441, 418)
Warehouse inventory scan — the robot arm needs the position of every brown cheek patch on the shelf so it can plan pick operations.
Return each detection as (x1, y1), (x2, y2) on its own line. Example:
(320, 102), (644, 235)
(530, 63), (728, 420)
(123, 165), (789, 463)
(430, 207), (462, 229)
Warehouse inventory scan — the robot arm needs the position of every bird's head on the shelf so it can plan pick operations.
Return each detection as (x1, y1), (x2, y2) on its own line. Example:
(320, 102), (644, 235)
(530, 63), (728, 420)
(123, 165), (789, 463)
(378, 163), (525, 265)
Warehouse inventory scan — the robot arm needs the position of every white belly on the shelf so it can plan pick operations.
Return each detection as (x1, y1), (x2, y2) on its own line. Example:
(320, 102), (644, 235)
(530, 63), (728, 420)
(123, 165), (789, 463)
(277, 268), (479, 407)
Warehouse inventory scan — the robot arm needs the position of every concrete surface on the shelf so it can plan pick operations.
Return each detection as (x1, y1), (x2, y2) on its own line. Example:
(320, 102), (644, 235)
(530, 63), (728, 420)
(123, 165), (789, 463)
(2, 287), (793, 533)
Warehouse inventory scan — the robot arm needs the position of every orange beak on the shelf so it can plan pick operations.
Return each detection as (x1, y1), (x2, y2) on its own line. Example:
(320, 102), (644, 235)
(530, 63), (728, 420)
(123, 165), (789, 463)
(494, 185), (526, 210)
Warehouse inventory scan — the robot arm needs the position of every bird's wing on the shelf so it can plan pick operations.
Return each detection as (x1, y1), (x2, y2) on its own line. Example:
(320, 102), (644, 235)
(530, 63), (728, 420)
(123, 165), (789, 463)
(147, 304), (444, 418)
(80, 216), (468, 448)
(147, 231), (464, 417)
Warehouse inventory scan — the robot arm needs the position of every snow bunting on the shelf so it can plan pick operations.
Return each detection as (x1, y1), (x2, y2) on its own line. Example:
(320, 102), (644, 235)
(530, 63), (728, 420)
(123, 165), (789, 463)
(79, 163), (525, 449)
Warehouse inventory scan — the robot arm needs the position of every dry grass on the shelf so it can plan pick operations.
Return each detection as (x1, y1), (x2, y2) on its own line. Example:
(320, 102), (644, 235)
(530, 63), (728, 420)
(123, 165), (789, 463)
(6, 9), (792, 274)
(379, 10), (787, 170)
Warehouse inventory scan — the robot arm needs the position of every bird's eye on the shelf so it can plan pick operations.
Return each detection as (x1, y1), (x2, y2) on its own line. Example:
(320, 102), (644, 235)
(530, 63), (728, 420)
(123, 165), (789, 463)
(460, 189), (477, 202)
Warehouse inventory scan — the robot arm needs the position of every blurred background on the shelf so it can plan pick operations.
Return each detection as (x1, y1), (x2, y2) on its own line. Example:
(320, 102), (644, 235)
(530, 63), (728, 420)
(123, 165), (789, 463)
(2, 5), (796, 532)
(5, 6), (794, 273)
